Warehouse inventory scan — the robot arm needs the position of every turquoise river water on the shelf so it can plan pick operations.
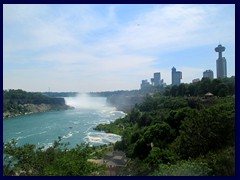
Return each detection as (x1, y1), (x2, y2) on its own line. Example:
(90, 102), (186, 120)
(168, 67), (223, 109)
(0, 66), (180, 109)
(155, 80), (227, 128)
(3, 94), (126, 149)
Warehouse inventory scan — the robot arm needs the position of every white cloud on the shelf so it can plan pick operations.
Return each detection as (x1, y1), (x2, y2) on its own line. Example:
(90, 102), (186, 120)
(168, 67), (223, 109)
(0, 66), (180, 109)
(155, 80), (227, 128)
(3, 4), (235, 91)
(95, 4), (234, 55)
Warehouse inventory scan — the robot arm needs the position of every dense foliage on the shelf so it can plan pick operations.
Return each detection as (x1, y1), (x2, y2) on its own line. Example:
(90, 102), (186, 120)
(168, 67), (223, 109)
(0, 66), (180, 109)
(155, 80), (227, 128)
(3, 89), (69, 118)
(95, 78), (235, 176)
(3, 137), (107, 176)
(164, 76), (235, 97)
(3, 77), (235, 176)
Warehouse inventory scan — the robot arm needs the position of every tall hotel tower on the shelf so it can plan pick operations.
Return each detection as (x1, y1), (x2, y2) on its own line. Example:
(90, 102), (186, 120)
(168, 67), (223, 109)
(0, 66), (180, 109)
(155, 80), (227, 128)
(172, 67), (182, 86)
(215, 44), (227, 78)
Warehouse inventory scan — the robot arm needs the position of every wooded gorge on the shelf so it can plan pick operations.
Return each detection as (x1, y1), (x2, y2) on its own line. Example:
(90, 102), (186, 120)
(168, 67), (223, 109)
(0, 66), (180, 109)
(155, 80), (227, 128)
(95, 94), (235, 175)
(3, 77), (235, 176)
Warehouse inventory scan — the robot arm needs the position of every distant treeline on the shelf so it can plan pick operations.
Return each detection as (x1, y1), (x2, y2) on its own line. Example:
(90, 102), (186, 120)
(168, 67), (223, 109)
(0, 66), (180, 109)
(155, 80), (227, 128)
(42, 92), (78, 97)
(102, 76), (235, 112)
(42, 76), (235, 113)
(89, 90), (141, 97)
(41, 76), (235, 99)
(163, 76), (235, 97)
(3, 89), (70, 118)
(41, 90), (141, 98)
(4, 89), (66, 105)
(92, 76), (235, 98)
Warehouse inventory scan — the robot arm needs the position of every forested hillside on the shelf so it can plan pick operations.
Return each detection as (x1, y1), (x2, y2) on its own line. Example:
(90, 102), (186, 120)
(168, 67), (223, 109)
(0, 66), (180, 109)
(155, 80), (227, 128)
(95, 94), (235, 176)
(94, 77), (235, 176)
(3, 89), (71, 118)
(3, 77), (235, 176)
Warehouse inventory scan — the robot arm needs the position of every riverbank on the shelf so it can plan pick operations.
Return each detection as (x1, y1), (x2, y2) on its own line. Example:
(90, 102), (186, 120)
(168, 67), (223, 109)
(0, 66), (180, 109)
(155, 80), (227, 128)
(3, 89), (74, 119)
(3, 103), (73, 119)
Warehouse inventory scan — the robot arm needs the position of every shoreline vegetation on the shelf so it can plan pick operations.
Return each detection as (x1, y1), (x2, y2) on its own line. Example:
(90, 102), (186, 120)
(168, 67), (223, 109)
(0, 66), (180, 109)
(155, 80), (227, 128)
(3, 89), (73, 119)
(95, 95), (235, 176)
(3, 103), (73, 119)
(3, 77), (235, 176)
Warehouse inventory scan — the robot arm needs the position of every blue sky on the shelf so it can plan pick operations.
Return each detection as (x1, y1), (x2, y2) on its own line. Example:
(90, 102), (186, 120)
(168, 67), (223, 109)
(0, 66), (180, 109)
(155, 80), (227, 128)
(3, 4), (235, 92)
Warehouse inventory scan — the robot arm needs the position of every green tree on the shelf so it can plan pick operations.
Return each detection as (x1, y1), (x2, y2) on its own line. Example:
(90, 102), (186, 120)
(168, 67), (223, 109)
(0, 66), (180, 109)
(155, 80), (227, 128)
(199, 77), (211, 95)
(170, 85), (178, 97)
(137, 112), (153, 128)
(129, 108), (141, 123)
(178, 83), (186, 96)
(172, 101), (235, 159)
(206, 146), (235, 176)
(144, 147), (177, 169)
(3, 139), (106, 176)
(217, 83), (229, 97)
(153, 160), (212, 176)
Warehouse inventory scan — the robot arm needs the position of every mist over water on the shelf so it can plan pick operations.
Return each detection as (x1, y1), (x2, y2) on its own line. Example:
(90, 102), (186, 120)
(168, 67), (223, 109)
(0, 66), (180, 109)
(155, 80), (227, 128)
(3, 94), (126, 148)
(64, 93), (115, 111)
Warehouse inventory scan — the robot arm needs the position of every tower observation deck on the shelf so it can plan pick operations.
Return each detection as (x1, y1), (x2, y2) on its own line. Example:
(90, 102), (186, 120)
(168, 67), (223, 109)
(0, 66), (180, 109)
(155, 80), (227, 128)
(215, 44), (227, 78)
(215, 44), (225, 59)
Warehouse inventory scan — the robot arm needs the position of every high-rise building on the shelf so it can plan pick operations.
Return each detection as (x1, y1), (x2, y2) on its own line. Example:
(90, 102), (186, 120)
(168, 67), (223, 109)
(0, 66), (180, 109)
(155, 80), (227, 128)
(140, 80), (150, 89)
(172, 67), (182, 86)
(215, 44), (227, 78)
(203, 70), (214, 80)
(153, 72), (161, 86)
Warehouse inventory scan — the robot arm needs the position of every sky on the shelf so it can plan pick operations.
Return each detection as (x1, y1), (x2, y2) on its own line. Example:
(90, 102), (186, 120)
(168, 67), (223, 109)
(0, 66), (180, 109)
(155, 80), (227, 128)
(3, 4), (235, 92)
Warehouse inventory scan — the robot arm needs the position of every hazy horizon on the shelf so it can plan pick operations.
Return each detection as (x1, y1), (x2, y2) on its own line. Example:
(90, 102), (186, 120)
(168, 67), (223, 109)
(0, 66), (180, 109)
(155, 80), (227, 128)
(3, 4), (235, 92)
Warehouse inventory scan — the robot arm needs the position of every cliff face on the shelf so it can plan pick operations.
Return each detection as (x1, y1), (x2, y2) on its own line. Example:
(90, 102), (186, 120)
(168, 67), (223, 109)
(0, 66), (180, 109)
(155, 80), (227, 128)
(3, 95), (72, 119)
(106, 95), (145, 113)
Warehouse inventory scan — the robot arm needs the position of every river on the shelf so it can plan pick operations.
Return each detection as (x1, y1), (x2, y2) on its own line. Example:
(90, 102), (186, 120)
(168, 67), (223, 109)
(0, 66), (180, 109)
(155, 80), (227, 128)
(3, 94), (126, 149)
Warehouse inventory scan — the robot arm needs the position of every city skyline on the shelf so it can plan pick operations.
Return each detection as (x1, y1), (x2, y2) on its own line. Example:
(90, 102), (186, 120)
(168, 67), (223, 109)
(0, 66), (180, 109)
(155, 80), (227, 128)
(3, 4), (235, 92)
